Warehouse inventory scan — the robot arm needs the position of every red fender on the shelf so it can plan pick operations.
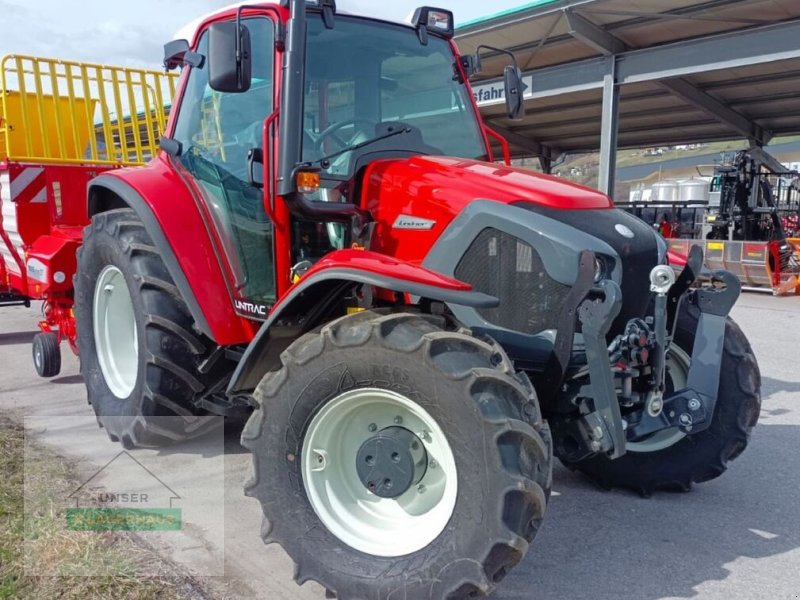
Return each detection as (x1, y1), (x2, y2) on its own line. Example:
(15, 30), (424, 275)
(227, 249), (497, 394)
(88, 155), (257, 345)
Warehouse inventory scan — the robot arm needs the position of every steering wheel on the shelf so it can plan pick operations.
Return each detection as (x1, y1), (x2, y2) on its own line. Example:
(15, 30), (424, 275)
(315, 118), (379, 155)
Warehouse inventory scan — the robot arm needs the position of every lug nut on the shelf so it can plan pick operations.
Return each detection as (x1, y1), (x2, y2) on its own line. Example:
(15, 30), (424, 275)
(312, 450), (328, 472)
(368, 423), (377, 432)
(417, 484), (426, 494)
(394, 416), (403, 425)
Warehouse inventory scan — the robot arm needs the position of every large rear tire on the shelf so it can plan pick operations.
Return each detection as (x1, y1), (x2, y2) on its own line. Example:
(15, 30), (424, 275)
(242, 311), (552, 599)
(564, 297), (761, 495)
(75, 209), (222, 448)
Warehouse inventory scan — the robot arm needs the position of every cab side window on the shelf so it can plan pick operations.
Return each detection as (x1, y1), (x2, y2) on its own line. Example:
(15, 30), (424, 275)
(171, 17), (276, 309)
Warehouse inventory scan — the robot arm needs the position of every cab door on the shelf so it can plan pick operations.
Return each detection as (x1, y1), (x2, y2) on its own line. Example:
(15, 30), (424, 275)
(170, 13), (278, 319)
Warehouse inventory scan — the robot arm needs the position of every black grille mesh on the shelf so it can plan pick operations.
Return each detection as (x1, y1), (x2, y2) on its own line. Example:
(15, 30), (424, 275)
(455, 228), (571, 334)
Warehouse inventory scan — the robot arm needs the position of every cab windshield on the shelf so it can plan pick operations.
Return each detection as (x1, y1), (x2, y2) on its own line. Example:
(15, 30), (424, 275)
(301, 16), (488, 177)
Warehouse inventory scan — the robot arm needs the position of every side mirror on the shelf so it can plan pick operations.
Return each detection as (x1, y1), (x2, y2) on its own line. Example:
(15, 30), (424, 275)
(504, 65), (525, 120)
(163, 39), (204, 71)
(208, 21), (252, 93)
(476, 45), (527, 120)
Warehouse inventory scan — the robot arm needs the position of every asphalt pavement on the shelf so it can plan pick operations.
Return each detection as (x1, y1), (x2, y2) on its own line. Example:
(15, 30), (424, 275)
(1, 293), (798, 600)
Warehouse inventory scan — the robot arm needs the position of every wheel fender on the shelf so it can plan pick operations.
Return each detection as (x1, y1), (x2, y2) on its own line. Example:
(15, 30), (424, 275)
(88, 174), (215, 339)
(87, 167), (251, 345)
(227, 249), (498, 394)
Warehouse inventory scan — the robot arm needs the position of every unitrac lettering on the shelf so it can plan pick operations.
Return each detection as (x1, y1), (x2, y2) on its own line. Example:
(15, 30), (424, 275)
(235, 299), (268, 317)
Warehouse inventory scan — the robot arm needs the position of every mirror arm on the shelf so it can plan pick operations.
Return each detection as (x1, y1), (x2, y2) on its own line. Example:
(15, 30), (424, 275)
(233, 5), (262, 88)
(235, 7), (245, 89)
(475, 44), (520, 71)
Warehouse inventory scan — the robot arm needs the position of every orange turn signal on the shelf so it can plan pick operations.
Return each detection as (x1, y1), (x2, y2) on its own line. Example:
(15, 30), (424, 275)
(296, 171), (320, 194)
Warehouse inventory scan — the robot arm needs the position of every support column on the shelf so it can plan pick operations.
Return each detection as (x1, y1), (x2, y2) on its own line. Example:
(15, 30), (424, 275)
(598, 56), (619, 199)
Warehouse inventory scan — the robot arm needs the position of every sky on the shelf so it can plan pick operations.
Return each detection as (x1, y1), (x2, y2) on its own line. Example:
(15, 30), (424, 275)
(0, 1), (530, 69)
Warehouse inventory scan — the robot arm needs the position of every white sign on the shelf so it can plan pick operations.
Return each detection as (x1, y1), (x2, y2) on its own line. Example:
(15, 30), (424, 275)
(472, 75), (534, 107)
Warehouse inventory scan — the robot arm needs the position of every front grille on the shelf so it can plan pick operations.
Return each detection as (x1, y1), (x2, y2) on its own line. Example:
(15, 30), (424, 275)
(515, 203), (661, 337)
(455, 228), (571, 334)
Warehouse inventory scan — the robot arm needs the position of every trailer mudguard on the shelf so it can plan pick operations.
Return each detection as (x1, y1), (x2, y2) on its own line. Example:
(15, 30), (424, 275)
(227, 249), (498, 395)
(87, 161), (252, 345)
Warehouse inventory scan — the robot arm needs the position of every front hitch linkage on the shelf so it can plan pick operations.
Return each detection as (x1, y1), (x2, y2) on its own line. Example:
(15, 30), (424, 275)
(629, 250), (741, 440)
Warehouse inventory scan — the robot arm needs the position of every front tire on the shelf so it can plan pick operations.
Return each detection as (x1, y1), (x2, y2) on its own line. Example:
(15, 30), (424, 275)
(74, 209), (222, 448)
(242, 311), (552, 599)
(565, 296), (761, 495)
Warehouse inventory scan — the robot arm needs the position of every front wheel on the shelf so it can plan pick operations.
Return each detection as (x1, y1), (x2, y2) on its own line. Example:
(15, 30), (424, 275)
(242, 311), (552, 599)
(564, 297), (761, 495)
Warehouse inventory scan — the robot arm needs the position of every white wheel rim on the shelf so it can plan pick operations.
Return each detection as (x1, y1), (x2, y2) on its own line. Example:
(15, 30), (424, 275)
(627, 345), (691, 453)
(301, 388), (458, 557)
(93, 265), (138, 399)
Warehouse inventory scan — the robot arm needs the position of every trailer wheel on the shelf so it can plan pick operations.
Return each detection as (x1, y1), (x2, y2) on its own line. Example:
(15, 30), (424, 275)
(74, 208), (222, 448)
(242, 311), (552, 599)
(32, 332), (61, 378)
(565, 298), (761, 496)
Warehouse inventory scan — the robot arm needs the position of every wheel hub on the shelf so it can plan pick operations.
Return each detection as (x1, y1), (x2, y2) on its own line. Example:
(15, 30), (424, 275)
(301, 388), (458, 557)
(356, 427), (428, 498)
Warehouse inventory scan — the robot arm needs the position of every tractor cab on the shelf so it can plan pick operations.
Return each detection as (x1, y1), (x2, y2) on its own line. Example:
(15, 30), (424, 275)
(163, 1), (519, 318)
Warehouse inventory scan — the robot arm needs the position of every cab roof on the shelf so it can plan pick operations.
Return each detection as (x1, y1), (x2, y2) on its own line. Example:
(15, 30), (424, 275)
(173, 1), (414, 43)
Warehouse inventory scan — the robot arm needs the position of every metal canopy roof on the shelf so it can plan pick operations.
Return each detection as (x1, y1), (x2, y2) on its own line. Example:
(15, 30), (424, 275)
(456, 0), (800, 167)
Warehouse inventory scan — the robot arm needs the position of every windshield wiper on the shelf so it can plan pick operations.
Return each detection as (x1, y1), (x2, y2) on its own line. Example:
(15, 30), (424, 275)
(316, 126), (412, 168)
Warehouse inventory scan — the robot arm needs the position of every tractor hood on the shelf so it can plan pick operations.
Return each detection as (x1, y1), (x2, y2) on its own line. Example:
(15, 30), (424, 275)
(363, 155), (614, 263)
(365, 155), (612, 211)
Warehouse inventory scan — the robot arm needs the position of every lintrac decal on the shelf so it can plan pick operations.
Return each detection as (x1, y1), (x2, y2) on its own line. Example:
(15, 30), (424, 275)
(234, 298), (268, 319)
(392, 215), (436, 230)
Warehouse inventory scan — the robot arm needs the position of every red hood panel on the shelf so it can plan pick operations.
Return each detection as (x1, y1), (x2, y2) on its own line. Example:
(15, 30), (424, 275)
(363, 155), (612, 264)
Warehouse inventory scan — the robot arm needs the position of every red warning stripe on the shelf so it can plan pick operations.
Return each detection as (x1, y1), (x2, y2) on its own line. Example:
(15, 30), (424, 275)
(10, 167), (47, 204)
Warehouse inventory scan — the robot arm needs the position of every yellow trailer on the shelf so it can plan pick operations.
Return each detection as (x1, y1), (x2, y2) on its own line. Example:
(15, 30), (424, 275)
(0, 54), (178, 376)
(1, 54), (178, 166)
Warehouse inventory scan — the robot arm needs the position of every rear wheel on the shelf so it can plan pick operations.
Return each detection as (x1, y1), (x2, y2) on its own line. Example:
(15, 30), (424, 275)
(32, 332), (61, 378)
(242, 311), (552, 599)
(74, 209), (223, 448)
(564, 299), (761, 495)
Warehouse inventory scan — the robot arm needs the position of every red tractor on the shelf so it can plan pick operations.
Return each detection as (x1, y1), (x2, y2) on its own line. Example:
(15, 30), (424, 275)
(74, 2), (761, 598)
